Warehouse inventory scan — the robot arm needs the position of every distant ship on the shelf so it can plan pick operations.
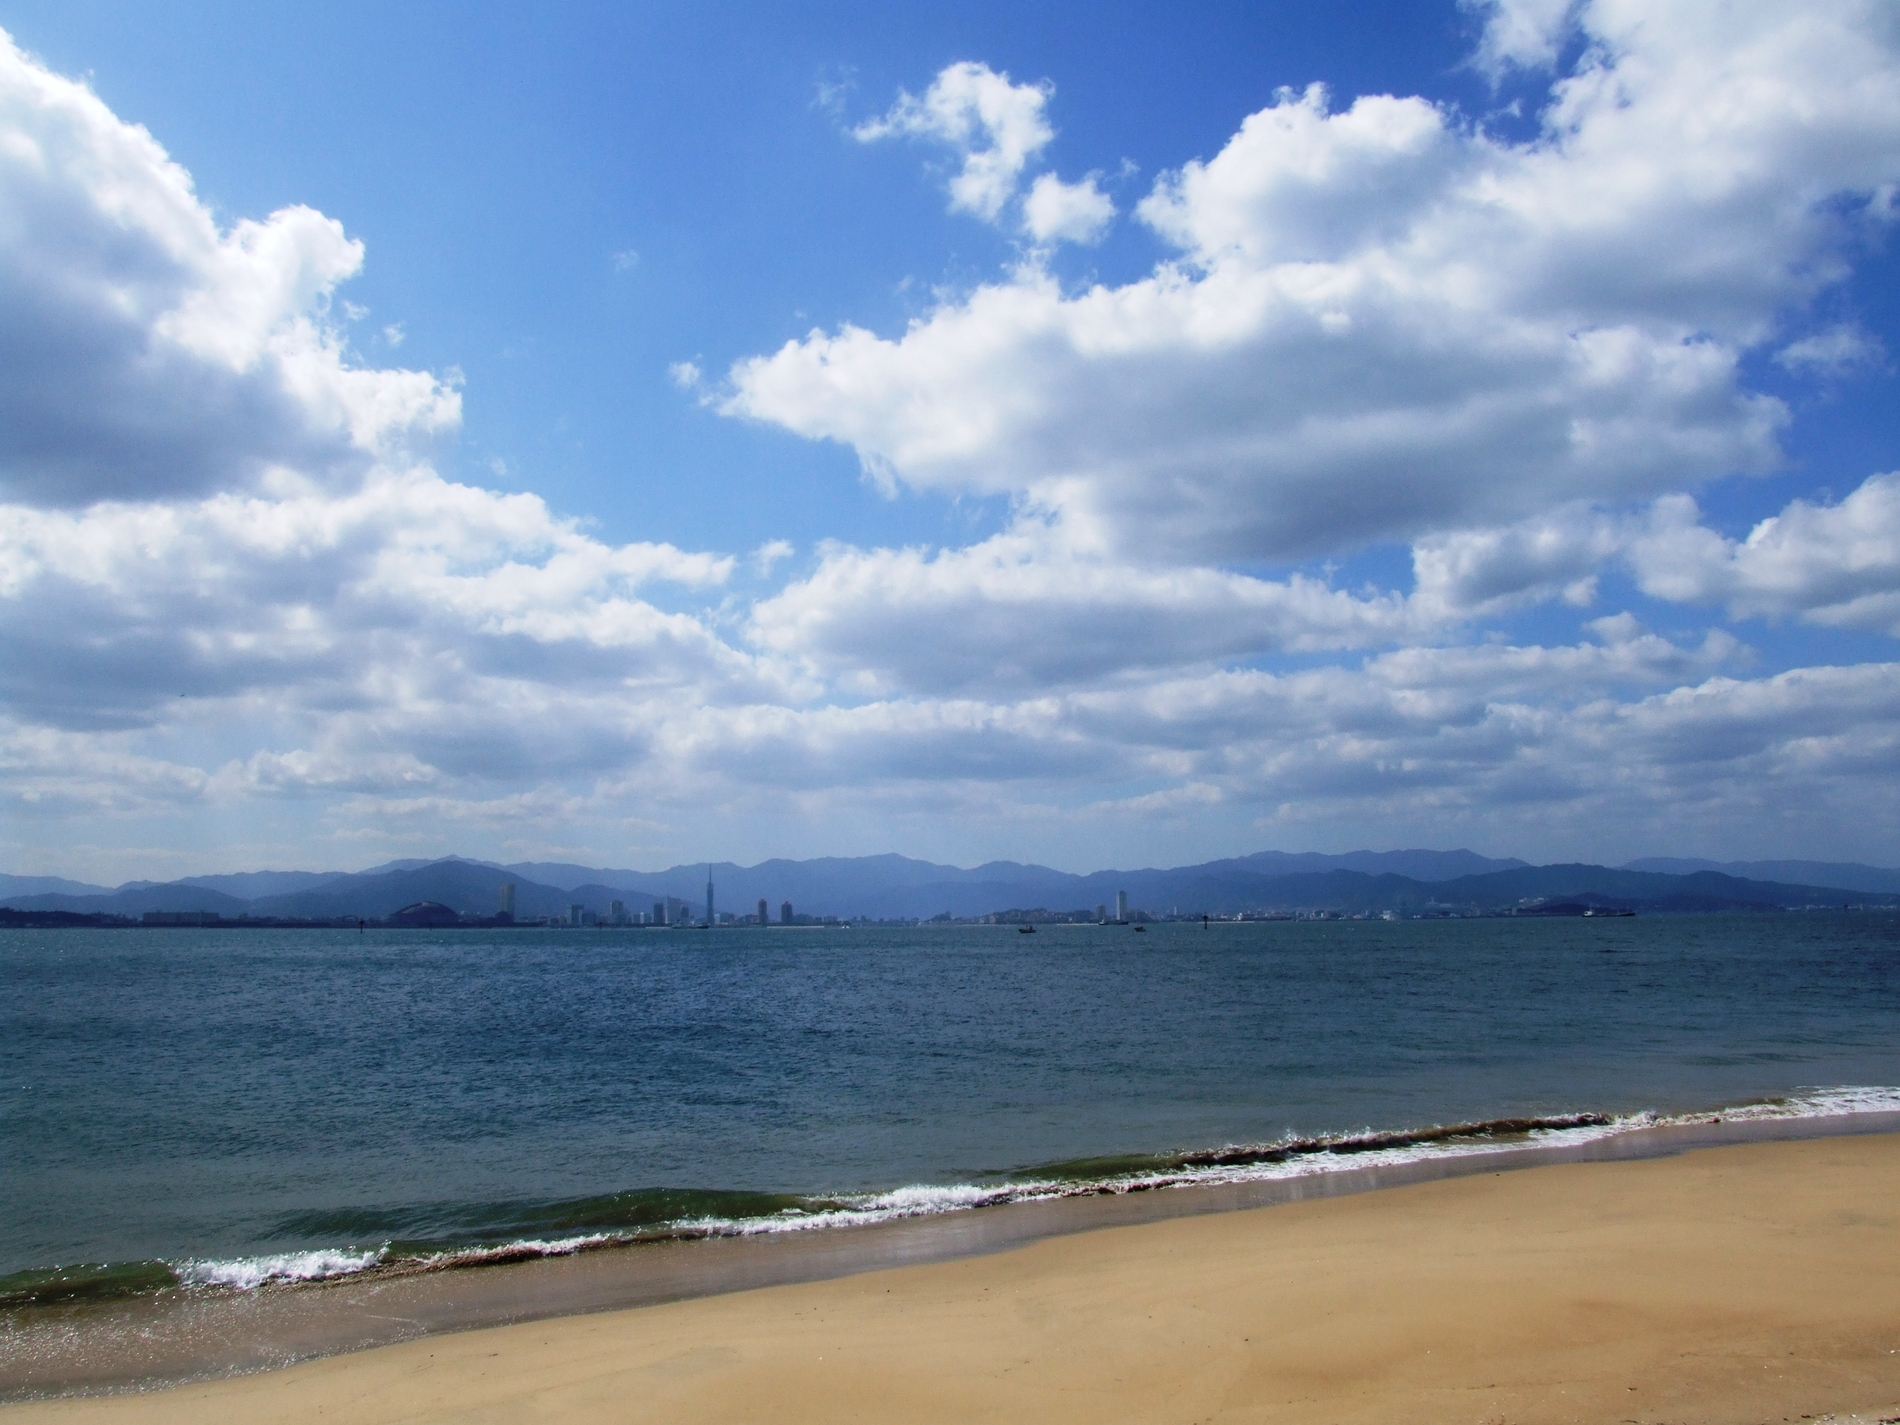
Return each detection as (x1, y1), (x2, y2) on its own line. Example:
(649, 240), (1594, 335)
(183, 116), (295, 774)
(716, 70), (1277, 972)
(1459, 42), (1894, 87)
(1018, 924), (1036, 933)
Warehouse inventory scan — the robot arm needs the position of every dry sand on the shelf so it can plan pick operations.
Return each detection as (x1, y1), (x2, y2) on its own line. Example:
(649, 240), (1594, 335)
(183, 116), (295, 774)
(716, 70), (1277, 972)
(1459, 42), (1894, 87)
(8, 1132), (1900, 1424)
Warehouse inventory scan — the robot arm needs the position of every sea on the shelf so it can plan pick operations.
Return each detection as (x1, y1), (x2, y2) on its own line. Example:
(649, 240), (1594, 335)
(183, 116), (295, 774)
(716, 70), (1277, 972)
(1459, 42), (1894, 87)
(4, 913), (1899, 1373)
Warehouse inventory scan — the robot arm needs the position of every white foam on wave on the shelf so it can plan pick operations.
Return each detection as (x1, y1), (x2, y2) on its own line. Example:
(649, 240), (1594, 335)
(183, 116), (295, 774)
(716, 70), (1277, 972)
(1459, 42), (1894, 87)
(420, 1233), (618, 1267)
(170, 1085), (1900, 1290)
(170, 1234), (627, 1292)
(1702, 1085), (1900, 1121)
(177, 1247), (385, 1290)
(678, 1084), (1900, 1238)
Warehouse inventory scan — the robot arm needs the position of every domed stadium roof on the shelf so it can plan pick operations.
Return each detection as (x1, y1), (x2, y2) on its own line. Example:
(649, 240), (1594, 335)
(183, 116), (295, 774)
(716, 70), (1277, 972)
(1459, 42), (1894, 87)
(388, 900), (460, 927)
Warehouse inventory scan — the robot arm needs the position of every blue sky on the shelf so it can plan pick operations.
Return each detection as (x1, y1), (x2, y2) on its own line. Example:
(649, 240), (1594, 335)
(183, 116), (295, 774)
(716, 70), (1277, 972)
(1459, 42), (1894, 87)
(2, 1), (1899, 880)
(7, 1), (1503, 554)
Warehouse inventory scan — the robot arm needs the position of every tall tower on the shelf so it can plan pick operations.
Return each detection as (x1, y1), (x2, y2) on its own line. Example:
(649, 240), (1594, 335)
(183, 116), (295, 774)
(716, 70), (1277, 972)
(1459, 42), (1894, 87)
(1115, 889), (1128, 922)
(497, 883), (516, 922)
(705, 866), (714, 928)
(781, 900), (793, 925)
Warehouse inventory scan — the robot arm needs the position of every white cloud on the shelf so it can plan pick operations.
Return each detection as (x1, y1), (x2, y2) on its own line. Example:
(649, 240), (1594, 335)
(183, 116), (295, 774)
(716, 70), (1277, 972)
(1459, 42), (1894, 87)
(1628, 474), (1900, 633)
(5, 16), (1900, 877)
(1399, 470), (1900, 635)
(1466, 0), (1577, 79)
(0, 30), (458, 507)
(853, 60), (1053, 222)
(749, 525), (1424, 696)
(1775, 323), (1886, 375)
(0, 467), (743, 726)
(1042, 642), (1888, 846)
(599, 632), (1888, 860)
(1410, 506), (1620, 618)
(1021, 171), (1114, 245)
(751, 539), (794, 575)
(728, 6), (1900, 565)
(1, 721), (212, 813)
(1135, 83), (1460, 267)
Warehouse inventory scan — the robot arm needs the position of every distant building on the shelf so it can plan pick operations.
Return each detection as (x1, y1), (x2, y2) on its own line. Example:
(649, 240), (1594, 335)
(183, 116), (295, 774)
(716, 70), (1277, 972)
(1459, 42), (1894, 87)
(1115, 890), (1128, 922)
(653, 900), (667, 926)
(609, 899), (627, 925)
(497, 883), (516, 922)
(389, 901), (459, 929)
(780, 900), (793, 925)
(756, 898), (768, 925)
(568, 903), (584, 927)
(141, 910), (221, 926)
(1096, 904), (1106, 922)
(705, 867), (714, 929)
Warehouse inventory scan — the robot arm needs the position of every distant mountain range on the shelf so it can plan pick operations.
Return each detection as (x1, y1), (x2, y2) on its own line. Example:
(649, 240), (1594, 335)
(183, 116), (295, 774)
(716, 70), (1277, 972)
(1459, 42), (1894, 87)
(3, 848), (1896, 921)
(1619, 858), (1900, 895)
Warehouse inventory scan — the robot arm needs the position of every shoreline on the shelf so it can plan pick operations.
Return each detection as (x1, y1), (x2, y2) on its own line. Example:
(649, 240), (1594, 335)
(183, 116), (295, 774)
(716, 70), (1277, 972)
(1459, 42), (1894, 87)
(4, 1129), (1898, 1423)
(5, 1103), (1899, 1403)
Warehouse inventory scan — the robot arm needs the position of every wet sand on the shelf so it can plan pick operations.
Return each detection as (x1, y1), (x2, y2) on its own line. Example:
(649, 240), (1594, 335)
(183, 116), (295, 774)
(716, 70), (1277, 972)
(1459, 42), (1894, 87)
(6, 1131), (1900, 1423)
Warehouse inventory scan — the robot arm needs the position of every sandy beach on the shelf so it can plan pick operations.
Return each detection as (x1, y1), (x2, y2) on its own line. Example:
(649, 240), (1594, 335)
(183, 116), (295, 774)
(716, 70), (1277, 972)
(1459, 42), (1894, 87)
(7, 1132), (1899, 1424)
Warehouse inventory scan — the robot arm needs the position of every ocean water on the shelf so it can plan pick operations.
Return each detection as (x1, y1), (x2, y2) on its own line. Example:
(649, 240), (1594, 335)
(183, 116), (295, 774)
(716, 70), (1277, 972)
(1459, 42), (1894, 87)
(4, 914), (1898, 1305)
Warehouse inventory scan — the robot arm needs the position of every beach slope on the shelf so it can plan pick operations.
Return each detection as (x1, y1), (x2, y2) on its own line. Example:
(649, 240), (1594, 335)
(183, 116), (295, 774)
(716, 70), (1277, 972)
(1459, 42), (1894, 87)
(10, 1133), (1900, 1424)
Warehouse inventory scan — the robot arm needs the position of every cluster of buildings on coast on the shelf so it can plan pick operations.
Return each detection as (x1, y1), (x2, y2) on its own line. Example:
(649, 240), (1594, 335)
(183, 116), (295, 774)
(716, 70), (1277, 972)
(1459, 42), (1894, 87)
(126, 881), (1157, 930)
(12, 861), (1890, 933)
(492, 876), (846, 929)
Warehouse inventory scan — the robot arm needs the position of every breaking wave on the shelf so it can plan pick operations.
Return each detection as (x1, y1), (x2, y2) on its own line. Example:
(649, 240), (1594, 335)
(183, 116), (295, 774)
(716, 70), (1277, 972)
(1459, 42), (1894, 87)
(6, 1085), (1896, 1311)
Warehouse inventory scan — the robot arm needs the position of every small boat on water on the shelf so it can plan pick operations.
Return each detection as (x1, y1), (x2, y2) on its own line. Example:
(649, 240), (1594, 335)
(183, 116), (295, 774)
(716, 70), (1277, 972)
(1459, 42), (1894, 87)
(1018, 924), (1036, 933)
(1133, 924), (1145, 932)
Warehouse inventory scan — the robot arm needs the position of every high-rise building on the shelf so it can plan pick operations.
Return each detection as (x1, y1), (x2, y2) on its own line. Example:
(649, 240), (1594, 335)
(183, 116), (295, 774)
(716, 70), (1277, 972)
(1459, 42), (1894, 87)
(653, 900), (667, 926)
(756, 898), (768, 925)
(1096, 903), (1106, 922)
(705, 867), (714, 929)
(1115, 890), (1128, 922)
(609, 899), (627, 925)
(780, 900), (793, 925)
(568, 903), (584, 926)
(497, 883), (516, 921)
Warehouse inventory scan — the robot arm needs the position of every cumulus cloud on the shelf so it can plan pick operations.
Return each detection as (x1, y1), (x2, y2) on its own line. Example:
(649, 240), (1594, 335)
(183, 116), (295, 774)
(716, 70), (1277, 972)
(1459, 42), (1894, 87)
(729, 4), (1900, 564)
(853, 60), (1054, 222)
(1628, 474), (1900, 633)
(1410, 506), (1620, 618)
(1466, 0), (1577, 79)
(1775, 323), (1887, 376)
(5, 15), (1900, 875)
(750, 525), (1424, 696)
(0, 34), (778, 847)
(603, 628), (1887, 861)
(0, 467), (746, 739)
(1021, 171), (1114, 245)
(0, 30), (457, 507)
(1034, 639), (1891, 850)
